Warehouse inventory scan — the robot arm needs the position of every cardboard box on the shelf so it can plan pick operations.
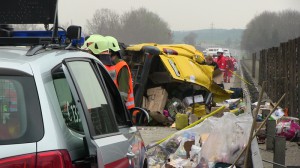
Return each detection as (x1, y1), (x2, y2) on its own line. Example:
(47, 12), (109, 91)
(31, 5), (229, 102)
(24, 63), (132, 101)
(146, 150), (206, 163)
(142, 96), (148, 109)
(147, 86), (163, 96)
(146, 87), (168, 113)
(182, 95), (204, 106)
(184, 140), (195, 158)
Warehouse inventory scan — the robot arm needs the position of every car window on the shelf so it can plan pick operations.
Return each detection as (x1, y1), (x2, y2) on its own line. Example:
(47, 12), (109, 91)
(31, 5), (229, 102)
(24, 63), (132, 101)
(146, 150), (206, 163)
(0, 75), (43, 145)
(52, 68), (84, 133)
(67, 61), (118, 136)
(96, 63), (128, 126)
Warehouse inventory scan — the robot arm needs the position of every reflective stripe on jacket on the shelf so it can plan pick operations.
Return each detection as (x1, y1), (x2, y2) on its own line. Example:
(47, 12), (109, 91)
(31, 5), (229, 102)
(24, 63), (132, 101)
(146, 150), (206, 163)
(105, 65), (117, 85)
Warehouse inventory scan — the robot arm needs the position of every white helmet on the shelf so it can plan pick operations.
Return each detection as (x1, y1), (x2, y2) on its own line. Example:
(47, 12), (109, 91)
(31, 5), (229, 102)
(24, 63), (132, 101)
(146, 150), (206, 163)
(217, 48), (223, 53)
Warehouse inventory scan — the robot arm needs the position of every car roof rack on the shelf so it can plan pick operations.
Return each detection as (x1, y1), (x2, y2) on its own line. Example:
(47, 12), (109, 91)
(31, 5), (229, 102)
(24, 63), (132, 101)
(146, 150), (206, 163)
(0, 37), (52, 46)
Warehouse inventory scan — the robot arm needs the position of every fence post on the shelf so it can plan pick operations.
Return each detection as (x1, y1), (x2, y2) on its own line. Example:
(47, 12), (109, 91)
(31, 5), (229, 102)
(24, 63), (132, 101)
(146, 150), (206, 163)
(274, 47), (279, 101)
(293, 38), (299, 118)
(297, 38), (300, 118)
(258, 50), (264, 85)
(278, 43), (285, 107)
(284, 42), (289, 112)
(270, 48), (275, 101)
(290, 40), (296, 117)
(252, 53), (256, 78)
(266, 120), (276, 150)
(273, 136), (286, 168)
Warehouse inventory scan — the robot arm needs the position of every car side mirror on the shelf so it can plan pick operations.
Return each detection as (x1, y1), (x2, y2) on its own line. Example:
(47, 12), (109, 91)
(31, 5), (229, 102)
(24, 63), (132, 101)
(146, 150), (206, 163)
(129, 107), (150, 126)
(66, 25), (84, 47)
(66, 25), (81, 40)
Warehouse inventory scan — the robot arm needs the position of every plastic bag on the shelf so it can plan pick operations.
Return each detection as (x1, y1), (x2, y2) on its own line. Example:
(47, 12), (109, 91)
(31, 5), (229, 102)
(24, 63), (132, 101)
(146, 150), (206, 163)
(190, 145), (202, 167)
(200, 113), (251, 165)
(270, 108), (284, 120)
(174, 132), (196, 158)
(276, 119), (300, 140)
(153, 112), (252, 167)
(147, 145), (170, 166)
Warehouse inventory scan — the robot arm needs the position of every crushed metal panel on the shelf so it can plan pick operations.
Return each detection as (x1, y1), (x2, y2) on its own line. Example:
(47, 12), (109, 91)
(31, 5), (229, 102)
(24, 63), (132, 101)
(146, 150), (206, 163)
(126, 43), (157, 51)
(210, 83), (233, 102)
(159, 55), (212, 90)
(157, 44), (205, 63)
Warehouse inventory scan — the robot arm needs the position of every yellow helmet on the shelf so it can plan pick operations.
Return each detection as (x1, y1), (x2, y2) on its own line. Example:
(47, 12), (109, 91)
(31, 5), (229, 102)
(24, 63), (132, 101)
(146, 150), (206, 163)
(81, 34), (109, 54)
(105, 36), (120, 52)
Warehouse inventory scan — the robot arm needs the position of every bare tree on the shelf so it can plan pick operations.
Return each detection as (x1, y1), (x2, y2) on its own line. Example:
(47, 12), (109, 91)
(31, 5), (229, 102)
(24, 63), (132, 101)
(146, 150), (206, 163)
(85, 8), (173, 44)
(86, 8), (122, 38)
(277, 10), (300, 42)
(183, 32), (197, 45)
(241, 10), (300, 52)
(120, 8), (172, 44)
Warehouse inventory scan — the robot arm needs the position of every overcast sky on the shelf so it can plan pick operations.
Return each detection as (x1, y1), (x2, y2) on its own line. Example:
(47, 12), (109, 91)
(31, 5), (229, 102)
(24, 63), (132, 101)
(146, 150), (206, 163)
(58, 0), (300, 31)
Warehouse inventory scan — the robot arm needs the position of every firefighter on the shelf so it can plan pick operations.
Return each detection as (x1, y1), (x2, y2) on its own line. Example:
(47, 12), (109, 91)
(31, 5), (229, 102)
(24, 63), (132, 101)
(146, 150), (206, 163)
(225, 55), (233, 83)
(231, 55), (238, 71)
(105, 36), (135, 110)
(216, 48), (227, 87)
(81, 34), (118, 84)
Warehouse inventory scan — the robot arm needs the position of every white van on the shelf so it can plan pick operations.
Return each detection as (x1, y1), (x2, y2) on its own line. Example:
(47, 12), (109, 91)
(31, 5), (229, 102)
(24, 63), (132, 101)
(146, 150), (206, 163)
(205, 48), (219, 56)
(223, 48), (231, 56)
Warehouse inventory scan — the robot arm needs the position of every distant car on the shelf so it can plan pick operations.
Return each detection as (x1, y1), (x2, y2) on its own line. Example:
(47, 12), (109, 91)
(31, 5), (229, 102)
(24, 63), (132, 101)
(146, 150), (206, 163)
(0, 29), (148, 168)
(205, 48), (219, 56)
(223, 48), (231, 57)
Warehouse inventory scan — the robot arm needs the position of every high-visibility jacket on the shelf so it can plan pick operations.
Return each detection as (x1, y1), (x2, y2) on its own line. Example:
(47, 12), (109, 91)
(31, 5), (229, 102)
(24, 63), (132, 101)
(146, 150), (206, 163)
(115, 60), (135, 110)
(216, 54), (227, 71)
(105, 65), (117, 85)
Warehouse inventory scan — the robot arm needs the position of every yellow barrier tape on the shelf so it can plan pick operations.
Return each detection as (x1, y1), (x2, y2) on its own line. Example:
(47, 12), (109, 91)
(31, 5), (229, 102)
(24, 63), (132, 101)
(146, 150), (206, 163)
(229, 70), (252, 86)
(154, 106), (226, 146)
(230, 108), (239, 114)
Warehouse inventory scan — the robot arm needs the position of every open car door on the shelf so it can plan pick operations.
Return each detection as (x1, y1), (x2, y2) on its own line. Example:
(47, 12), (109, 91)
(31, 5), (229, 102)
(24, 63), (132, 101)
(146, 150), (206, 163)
(62, 58), (135, 168)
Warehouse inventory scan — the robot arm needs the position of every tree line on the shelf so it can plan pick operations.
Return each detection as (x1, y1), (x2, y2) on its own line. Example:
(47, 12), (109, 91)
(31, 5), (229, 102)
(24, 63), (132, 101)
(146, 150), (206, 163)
(86, 8), (173, 44)
(241, 10), (300, 53)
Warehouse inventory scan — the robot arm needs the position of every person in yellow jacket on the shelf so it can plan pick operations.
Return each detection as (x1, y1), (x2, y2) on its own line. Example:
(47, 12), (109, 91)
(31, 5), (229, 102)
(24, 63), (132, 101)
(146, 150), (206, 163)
(105, 36), (135, 110)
